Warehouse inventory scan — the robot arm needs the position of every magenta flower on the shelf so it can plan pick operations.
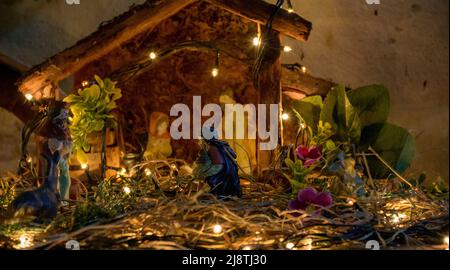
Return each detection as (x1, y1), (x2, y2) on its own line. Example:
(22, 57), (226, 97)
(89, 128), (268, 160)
(288, 188), (333, 215)
(296, 145), (322, 167)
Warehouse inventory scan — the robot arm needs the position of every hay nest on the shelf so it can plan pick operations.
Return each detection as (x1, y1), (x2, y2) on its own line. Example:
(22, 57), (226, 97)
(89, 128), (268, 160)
(1, 166), (447, 250)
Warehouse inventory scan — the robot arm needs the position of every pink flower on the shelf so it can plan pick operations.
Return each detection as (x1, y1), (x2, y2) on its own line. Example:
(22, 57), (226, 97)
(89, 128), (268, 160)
(288, 188), (333, 215)
(297, 187), (317, 203)
(295, 145), (322, 167)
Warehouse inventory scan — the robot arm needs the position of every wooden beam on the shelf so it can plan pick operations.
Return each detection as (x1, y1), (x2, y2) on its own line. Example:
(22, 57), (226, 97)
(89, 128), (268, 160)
(205, 0), (312, 41)
(256, 30), (283, 175)
(281, 64), (336, 97)
(18, 0), (198, 96)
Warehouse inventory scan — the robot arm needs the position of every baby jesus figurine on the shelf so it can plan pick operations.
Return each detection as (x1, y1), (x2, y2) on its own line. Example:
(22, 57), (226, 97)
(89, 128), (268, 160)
(193, 126), (242, 198)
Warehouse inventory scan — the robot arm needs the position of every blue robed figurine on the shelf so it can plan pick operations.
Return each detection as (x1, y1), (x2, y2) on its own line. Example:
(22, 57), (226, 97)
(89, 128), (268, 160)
(194, 126), (242, 198)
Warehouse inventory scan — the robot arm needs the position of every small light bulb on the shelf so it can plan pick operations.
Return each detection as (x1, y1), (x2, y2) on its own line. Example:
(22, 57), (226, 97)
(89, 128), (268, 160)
(253, 36), (261, 46)
(171, 164), (177, 170)
(301, 66), (307, 73)
(391, 214), (400, 224)
(145, 168), (152, 176)
(81, 163), (88, 170)
(282, 113), (289, 121)
(26, 157), (32, 163)
(444, 236), (449, 248)
(211, 68), (219, 77)
(242, 246), (252, 250)
(286, 242), (295, 249)
(347, 199), (355, 206)
(18, 234), (33, 249)
(213, 224), (223, 234)
(149, 52), (157, 60)
(300, 123), (307, 129)
(123, 186), (131, 194)
(25, 94), (33, 101)
(81, 81), (89, 87)
(120, 168), (127, 175)
(288, 8), (294, 13)
(283, 46), (293, 52)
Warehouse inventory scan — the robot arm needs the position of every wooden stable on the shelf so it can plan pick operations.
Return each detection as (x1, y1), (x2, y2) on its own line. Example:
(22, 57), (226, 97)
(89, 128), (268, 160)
(16, 0), (330, 175)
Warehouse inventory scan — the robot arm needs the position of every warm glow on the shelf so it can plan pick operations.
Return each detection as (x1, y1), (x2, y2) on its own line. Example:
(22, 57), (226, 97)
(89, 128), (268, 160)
(287, 8), (294, 13)
(301, 66), (307, 73)
(242, 246), (252, 250)
(119, 168), (127, 175)
(391, 214), (400, 224)
(444, 236), (449, 249)
(149, 52), (157, 60)
(285, 242), (295, 249)
(25, 94), (33, 101)
(171, 164), (177, 170)
(81, 163), (88, 170)
(123, 186), (131, 195)
(145, 168), (152, 176)
(211, 68), (219, 77)
(282, 113), (289, 121)
(283, 46), (293, 52)
(26, 156), (32, 163)
(17, 234), (33, 249)
(81, 80), (89, 87)
(213, 224), (223, 234)
(253, 36), (261, 46)
(347, 199), (355, 206)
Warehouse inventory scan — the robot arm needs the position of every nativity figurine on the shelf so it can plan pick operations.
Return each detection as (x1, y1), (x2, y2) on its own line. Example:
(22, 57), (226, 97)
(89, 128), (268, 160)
(144, 112), (173, 160)
(193, 126), (242, 198)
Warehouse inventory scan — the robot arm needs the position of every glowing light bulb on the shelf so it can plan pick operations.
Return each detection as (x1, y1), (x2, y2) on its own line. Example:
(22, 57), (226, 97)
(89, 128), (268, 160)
(145, 168), (152, 176)
(391, 214), (400, 224)
(211, 68), (219, 77)
(253, 36), (261, 46)
(282, 113), (289, 121)
(300, 123), (307, 129)
(171, 164), (177, 170)
(301, 66), (307, 73)
(213, 224), (223, 234)
(286, 242), (295, 249)
(81, 81), (89, 87)
(242, 246), (252, 250)
(18, 234), (33, 249)
(149, 52), (157, 60)
(283, 46), (293, 52)
(119, 168), (127, 175)
(81, 163), (88, 170)
(26, 157), (32, 163)
(347, 199), (355, 206)
(287, 8), (294, 13)
(444, 236), (449, 249)
(25, 94), (33, 101)
(123, 186), (131, 195)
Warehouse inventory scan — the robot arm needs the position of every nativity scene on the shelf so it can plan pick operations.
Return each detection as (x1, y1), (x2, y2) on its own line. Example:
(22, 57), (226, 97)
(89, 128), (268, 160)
(0, 0), (448, 251)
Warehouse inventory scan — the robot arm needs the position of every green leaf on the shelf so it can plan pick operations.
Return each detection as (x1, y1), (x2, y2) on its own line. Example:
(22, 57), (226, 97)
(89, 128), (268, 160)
(82, 85), (101, 100)
(320, 85), (361, 143)
(63, 94), (81, 103)
(347, 85), (390, 128)
(94, 75), (104, 88)
(362, 123), (416, 179)
(292, 95), (323, 133)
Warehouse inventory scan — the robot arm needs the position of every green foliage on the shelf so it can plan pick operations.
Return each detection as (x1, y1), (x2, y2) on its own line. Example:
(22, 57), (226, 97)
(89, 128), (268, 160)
(283, 158), (314, 194)
(320, 85), (362, 143)
(292, 95), (323, 133)
(289, 84), (416, 186)
(361, 123), (416, 178)
(0, 178), (15, 210)
(63, 75), (122, 164)
(347, 85), (390, 128)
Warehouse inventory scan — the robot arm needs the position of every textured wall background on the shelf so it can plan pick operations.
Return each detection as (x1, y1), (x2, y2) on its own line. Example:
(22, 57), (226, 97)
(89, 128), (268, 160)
(0, 0), (448, 180)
